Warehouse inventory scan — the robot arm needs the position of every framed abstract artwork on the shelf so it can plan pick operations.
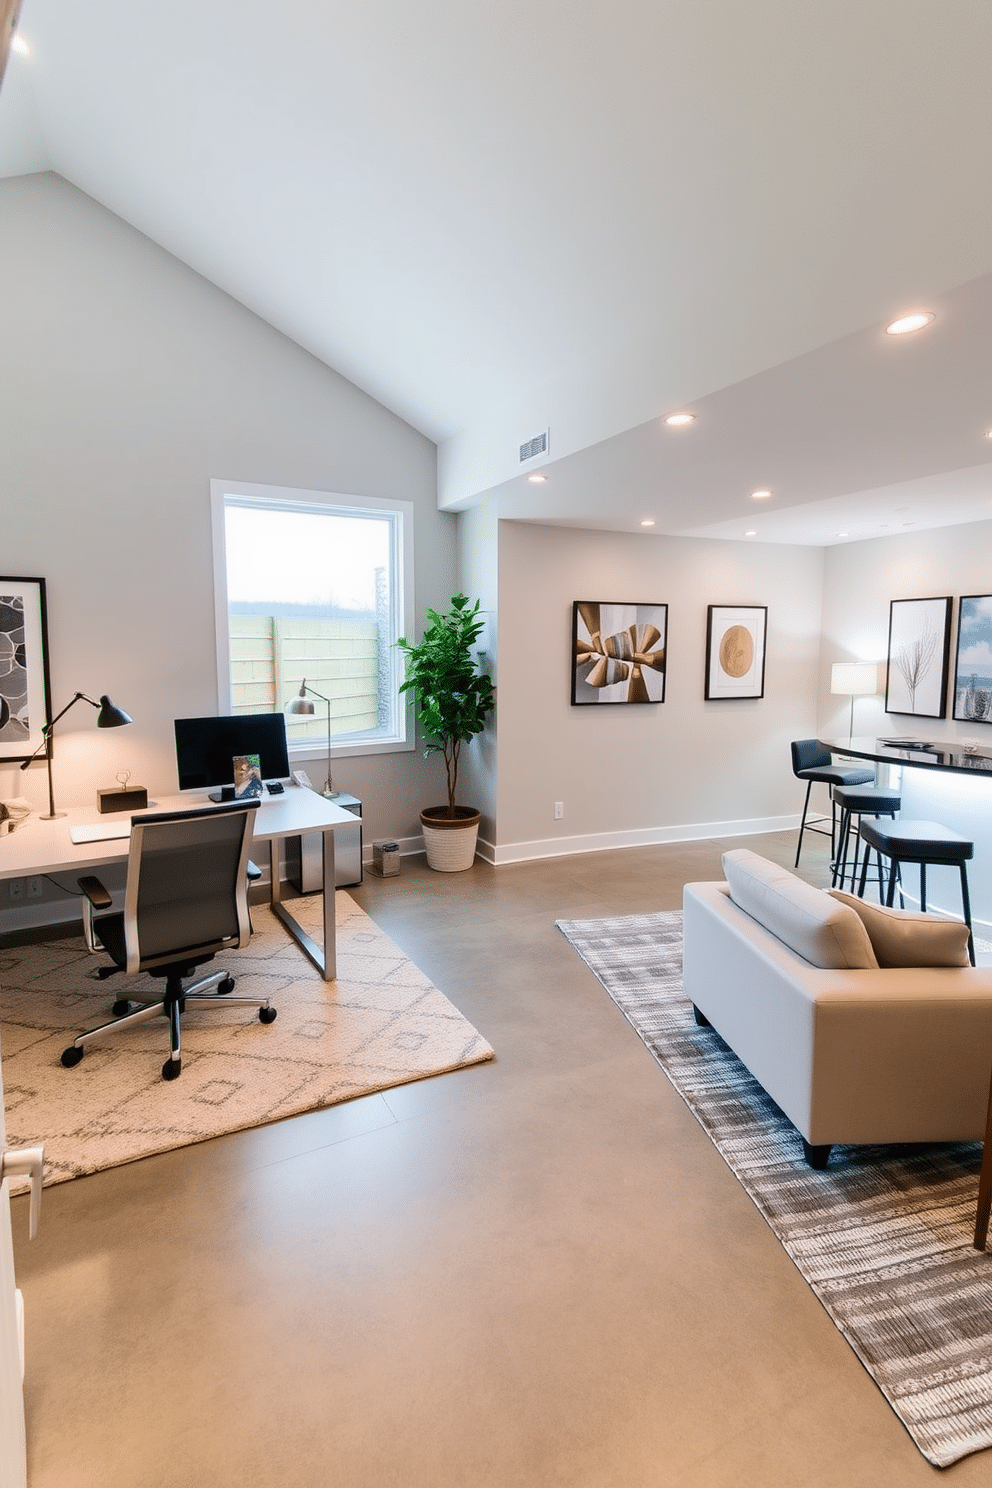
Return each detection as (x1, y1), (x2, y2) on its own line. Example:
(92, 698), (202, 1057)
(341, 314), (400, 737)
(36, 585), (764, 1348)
(704, 605), (767, 700)
(571, 601), (667, 705)
(884, 596), (952, 719)
(0, 576), (52, 762)
(952, 595), (992, 725)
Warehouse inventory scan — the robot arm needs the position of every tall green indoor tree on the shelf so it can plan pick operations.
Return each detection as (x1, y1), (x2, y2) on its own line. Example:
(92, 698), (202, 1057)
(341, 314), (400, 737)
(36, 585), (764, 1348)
(396, 594), (495, 820)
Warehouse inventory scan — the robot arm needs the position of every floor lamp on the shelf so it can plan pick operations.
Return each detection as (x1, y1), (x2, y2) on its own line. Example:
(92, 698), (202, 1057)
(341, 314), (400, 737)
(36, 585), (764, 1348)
(830, 663), (879, 744)
(286, 680), (338, 797)
(19, 692), (133, 819)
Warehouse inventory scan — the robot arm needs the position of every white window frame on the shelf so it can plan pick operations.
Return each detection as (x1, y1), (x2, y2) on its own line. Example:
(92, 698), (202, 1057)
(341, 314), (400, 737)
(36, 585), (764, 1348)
(210, 478), (415, 758)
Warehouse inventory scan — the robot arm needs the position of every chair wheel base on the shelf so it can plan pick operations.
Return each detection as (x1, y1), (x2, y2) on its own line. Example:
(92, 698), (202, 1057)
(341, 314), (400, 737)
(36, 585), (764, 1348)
(162, 1057), (182, 1080)
(61, 1045), (84, 1068)
(259, 1006), (277, 1024)
(218, 976), (235, 995)
(111, 999), (133, 1016)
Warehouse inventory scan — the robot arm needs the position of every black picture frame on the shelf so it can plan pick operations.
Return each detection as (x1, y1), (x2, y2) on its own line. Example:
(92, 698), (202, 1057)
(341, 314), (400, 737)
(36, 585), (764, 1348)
(0, 576), (53, 762)
(952, 594), (992, 725)
(571, 601), (667, 705)
(704, 605), (768, 700)
(884, 596), (952, 719)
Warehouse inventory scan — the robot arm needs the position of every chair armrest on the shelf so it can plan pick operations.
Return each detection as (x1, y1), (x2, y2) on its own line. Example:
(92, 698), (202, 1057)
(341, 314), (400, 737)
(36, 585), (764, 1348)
(77, 876), (113, 909)
(77, 875), (113, 954)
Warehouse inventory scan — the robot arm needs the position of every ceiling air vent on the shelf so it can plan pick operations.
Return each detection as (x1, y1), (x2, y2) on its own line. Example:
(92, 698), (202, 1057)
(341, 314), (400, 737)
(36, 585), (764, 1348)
(519, 430), (549, 464)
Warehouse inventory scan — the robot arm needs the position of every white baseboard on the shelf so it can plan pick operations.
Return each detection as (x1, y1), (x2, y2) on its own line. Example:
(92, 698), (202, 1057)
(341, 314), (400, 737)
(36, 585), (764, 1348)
(477, 814), (801, 866)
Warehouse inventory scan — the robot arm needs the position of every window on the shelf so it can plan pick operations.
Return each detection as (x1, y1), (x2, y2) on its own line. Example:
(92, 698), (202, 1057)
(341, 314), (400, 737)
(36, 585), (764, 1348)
(211, 480), (414, 755)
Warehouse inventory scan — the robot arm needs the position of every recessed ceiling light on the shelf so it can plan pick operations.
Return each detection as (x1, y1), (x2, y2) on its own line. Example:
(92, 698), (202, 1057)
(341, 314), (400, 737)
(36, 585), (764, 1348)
(664, 412), (695, 427)
(885, 312), (934, 335)
(837, 531), (850, 538)
(640, 519), (655, 527)
(985, 428), (992, 439)
(750, 489), (772, 501)
(526, 473), (547, 484)
(744, 530), (757, 537)
(11, 34), (28, 55)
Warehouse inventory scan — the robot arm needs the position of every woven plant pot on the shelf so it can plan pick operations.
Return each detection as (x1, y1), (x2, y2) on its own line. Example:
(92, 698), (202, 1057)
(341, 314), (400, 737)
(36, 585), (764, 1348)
(420, 807), (481, 872)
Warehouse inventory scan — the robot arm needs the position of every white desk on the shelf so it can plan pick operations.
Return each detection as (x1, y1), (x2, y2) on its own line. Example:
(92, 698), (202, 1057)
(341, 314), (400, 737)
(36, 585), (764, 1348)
(0, 787), (356, 981)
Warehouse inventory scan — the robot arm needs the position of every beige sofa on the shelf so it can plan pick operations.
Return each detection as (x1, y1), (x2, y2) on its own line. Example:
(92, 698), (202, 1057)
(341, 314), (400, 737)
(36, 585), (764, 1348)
(682, 850), (992, 1167)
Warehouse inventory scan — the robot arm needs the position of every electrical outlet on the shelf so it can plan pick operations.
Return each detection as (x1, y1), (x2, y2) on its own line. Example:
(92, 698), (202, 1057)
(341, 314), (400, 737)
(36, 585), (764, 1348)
(554, 801), (564, 820)
(26, 877), (44, 899)
(8, 878), (24, 901)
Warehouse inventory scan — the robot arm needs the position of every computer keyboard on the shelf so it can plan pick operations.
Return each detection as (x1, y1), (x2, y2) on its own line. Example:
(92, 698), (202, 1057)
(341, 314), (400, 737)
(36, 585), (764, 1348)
(70, 821), (133, 844)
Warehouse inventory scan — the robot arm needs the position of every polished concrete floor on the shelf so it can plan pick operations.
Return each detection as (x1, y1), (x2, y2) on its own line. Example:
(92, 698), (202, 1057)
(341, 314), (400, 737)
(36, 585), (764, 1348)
(11, 831), (992, 1486)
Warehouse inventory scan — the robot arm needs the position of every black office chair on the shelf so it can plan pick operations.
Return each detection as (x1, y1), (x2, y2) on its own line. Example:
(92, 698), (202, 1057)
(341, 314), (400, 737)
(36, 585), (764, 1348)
(790, 739), (874, 867)
(63, 802), (276, 1081)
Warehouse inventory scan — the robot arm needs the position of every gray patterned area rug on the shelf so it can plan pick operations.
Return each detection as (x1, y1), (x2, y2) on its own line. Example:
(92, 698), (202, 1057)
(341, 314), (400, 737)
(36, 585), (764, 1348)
(557, 908), (992, 1469)
(1, 892), (493, 1188)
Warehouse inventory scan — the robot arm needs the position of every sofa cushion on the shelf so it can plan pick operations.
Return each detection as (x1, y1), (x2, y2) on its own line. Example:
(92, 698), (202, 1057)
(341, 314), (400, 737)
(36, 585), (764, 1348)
(722, 849), (878, 969)
(828, 889), (971, 968)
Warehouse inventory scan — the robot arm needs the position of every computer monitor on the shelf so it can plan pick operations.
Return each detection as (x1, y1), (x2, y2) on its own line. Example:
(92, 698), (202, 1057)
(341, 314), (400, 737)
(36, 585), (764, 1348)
(174, 713), (291, 794)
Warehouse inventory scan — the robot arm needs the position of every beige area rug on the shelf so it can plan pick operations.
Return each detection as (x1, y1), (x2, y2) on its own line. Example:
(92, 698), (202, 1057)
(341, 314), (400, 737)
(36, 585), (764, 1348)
(0, 892), (493, 1188)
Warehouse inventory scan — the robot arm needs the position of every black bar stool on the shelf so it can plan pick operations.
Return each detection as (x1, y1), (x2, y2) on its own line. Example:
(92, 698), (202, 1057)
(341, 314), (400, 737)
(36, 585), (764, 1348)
(830, 784), (901, 891)
(791, 740), (874, 867)
(857, 818), (976, 965)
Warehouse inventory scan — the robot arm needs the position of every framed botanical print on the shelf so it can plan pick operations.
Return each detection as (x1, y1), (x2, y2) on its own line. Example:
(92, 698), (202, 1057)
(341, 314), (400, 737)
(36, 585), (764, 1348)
(704, 605), (767, 700)
(884, 596), (952, 719)
(571, 601), (667, 705)
(952, 595), (992, 725)
(0, 576), (52, 762)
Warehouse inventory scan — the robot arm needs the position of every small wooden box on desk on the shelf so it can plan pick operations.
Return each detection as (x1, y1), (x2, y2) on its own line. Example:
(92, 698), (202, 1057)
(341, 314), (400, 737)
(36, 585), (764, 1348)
(285, 791), (362, 889)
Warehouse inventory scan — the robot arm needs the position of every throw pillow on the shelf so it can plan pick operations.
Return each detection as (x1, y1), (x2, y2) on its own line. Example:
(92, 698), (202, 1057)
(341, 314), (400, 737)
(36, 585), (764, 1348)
(828, 889), (971, 968)
(722, 849), (878, 969)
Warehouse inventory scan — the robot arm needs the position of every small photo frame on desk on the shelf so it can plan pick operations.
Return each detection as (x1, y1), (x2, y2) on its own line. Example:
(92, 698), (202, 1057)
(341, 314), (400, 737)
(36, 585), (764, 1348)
(0, 577), (52, 763)
(233, 754), (264, 800)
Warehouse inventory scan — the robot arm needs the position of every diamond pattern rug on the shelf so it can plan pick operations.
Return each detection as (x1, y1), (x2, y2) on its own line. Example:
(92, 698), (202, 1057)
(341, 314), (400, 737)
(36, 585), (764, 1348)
(1, 891), (493, 1188)
(557, 908), (992, 1469)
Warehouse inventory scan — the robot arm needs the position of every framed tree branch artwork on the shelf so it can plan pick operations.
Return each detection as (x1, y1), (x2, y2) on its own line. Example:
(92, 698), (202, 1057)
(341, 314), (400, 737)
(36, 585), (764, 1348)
(704, 605), (767, 700)
(952, 595), (992, 725)
(0, 576), (53, 762)
(884, 596), (952, 719)
(571, 601), (667, 705)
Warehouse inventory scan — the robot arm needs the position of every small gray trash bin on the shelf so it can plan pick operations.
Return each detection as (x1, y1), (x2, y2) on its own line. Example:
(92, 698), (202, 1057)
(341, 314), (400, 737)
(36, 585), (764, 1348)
(372, 840), (400, 877)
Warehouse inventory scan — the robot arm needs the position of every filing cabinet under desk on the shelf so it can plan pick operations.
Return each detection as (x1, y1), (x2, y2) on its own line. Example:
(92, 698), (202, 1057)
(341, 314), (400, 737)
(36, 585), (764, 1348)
(284, 791), (363, 890)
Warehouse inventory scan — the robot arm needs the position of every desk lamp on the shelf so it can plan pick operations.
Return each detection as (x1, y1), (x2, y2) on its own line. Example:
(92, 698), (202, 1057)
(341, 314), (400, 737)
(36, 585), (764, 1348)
(286, 680), (338, 797)
(20, 692), (133, 819)
(830, 663), (879, 743)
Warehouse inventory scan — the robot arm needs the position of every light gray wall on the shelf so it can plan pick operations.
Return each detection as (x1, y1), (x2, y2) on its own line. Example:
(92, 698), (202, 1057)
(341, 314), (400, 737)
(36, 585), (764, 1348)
(454, 500), (499, 840)
(492, 521), (825, 860)
(0, 172), (454, 850)
(820, 517), (992, 745)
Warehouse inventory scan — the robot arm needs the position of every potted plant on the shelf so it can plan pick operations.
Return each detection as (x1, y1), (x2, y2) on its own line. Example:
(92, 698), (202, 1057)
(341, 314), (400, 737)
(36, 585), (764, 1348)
(396, 594), (495, 871)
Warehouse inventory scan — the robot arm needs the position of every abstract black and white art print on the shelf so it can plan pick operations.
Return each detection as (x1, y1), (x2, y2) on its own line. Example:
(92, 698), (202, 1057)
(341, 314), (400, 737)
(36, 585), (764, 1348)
(571, 601), (667, 705)
(0, 578), (52, 762)
(884, 595), (952, 719)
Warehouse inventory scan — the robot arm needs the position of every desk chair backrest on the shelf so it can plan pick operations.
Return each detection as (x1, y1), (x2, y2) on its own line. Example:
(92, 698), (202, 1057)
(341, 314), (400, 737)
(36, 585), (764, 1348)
(123, 803), (258, 975)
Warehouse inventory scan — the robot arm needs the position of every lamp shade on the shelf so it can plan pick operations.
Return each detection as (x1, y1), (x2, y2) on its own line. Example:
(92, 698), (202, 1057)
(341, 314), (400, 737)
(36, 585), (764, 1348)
(830, 662), (878, 697)
(96, 695), (133, 727)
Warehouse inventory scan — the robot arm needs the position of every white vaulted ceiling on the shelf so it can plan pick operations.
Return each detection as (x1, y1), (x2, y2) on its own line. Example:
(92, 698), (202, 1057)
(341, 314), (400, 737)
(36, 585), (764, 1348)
(3, 0), (992, 543)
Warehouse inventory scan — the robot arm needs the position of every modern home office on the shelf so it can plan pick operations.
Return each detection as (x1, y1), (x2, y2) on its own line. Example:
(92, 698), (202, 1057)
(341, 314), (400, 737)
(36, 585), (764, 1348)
(3, 4), (992, 1487)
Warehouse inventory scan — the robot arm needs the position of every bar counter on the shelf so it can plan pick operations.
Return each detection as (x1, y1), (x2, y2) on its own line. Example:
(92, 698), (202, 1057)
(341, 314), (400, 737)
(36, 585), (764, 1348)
(818, 736), (992, 938)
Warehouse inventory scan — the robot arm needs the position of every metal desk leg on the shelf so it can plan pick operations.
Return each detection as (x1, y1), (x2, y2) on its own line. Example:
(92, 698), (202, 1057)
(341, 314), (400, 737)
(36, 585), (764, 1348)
(268, 831), (337, 982)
